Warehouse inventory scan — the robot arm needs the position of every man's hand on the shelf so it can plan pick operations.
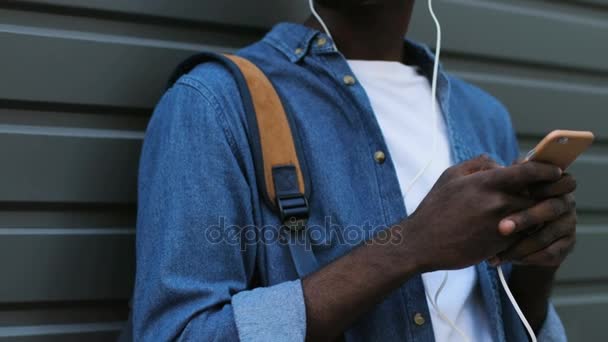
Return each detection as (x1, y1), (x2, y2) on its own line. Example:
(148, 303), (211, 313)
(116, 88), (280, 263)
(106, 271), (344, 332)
(407, 156), (564, 273)
(488, 171), (578, 332)
(490, 173), (578, 267)
(303, 156), (565, 341)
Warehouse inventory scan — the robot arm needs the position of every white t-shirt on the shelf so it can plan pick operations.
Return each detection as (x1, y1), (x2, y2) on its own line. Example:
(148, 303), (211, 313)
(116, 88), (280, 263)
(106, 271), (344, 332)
(347, 60), (493, 342)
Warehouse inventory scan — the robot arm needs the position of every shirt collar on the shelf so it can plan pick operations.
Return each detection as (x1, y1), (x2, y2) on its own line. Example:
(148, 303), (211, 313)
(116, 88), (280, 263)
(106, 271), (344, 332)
(263, 22), (321, 63)
(262, 22), (441, 74)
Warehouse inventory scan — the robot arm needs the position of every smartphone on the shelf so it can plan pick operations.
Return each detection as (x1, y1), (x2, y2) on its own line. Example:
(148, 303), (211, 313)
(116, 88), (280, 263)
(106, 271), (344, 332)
(526, 130), (595, 170)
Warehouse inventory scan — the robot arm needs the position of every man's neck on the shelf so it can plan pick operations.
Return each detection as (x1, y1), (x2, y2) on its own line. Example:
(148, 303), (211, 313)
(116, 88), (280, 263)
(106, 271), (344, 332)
(303, 2), (414, 62)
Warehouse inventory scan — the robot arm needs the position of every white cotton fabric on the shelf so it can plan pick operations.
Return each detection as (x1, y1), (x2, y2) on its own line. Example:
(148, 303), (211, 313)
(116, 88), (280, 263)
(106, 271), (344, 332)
(348, 59), (493, 342)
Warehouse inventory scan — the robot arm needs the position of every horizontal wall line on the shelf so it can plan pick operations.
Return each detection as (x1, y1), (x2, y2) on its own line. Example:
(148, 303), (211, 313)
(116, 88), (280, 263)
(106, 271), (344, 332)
(454, 71), (608, 96)
(0, 0), (269, 35)
(577, 225), (608, 234)
(0, 23), (232, 52)
(546, 0), (608, 11)
(0, 99), (151, 116)
(0, 299), (128, 310)
(446, 0), (608, 28)
(0, 124), (144, 139)
(0, 321), (124, 338)
(576, 211), (608, 225)
(555, 278), (608, 289)
(0, 202), (136, 211)
(0, 228), (135, 236)
(443, 51), (608, 79)
(553, 293), (608, 306)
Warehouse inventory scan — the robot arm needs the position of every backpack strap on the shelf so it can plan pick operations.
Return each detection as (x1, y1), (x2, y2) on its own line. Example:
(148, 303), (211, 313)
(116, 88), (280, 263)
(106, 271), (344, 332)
(168, 53), (310, 230)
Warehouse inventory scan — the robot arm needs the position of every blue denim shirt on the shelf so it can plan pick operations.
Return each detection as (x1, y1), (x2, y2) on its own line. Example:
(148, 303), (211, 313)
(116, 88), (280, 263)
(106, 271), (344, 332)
(133, 23), (566, 341)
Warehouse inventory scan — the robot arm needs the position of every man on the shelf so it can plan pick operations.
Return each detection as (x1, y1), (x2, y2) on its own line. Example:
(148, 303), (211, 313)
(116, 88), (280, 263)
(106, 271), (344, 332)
(133, 0), (577, 341)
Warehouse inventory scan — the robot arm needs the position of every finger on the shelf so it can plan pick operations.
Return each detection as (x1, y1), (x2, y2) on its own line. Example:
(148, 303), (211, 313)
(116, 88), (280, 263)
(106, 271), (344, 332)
(485, 161), (562, 191)
(439, 155), (502, 189)
(490, 193), (536, 217)
(498, 214), (576, 262)
(515, 235), (576, 267)
(528, 173), (577, 199)
(499, 194), (576, 236)
(455, 154), (502, 176)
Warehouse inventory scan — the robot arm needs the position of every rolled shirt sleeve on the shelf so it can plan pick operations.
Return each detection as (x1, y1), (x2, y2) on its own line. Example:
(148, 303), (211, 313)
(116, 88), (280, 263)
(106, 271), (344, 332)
(133, 76), (307, 341)
(233, 280), (306, 341)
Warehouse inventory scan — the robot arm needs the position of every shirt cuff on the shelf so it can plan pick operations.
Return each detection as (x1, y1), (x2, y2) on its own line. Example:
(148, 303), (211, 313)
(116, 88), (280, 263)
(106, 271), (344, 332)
(537, 303), (567, 342)
(232, 279), (306, 342)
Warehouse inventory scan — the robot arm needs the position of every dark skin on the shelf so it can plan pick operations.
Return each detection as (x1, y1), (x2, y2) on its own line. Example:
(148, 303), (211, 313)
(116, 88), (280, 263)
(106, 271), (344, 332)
(301, 1), (578, 340)
(306, 0), (413, 62)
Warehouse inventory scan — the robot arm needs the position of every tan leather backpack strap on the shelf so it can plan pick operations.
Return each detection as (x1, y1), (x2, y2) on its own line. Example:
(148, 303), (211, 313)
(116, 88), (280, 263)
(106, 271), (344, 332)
(167, 52), (309, 228)
(224, 55), (309, 228)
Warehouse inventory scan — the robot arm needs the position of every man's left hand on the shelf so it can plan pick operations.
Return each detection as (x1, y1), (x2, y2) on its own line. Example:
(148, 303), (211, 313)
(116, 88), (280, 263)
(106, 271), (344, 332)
(489, 172), (578, 267)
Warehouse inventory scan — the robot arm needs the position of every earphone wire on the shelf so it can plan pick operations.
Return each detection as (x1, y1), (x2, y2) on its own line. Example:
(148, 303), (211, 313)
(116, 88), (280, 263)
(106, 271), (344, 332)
(309, 0), (334, 43)
(498, 265), (538, 342)
(424, 272), (471, 342)
(409, 2), (471, 339)
(408, 2), (538, 341)
(404, 0), (441, 195)
(309, 1), (536, 341)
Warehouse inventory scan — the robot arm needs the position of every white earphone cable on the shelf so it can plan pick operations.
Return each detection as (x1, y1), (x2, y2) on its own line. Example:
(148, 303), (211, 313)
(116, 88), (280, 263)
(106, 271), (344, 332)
(413, 2), (471, 340)
(403, 0), (441, 194)
(309, 1), (537, 341)
(424, 272), (471, 342)
(412, 2), (537, 342)
(412, 0), (469, 338)
(498, 265), (538, 342)
(309, 0), (334, 42)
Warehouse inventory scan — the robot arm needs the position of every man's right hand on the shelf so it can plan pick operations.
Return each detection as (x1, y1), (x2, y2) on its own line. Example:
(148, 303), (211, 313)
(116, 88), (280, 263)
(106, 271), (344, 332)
(404, 155), (563, 273)
(303, 155), (563, 341)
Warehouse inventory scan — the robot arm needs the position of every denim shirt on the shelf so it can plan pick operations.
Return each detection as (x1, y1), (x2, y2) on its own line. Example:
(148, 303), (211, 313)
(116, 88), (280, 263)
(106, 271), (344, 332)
(133, 23), (566, 341)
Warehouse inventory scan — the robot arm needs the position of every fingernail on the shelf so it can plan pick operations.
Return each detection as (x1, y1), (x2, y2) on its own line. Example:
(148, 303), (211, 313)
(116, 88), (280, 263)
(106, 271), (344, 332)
(499, 219), (516, 236)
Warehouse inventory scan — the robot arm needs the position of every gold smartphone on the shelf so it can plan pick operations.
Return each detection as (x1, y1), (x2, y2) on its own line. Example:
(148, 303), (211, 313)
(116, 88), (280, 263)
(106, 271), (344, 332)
(526, 130), (595, 170)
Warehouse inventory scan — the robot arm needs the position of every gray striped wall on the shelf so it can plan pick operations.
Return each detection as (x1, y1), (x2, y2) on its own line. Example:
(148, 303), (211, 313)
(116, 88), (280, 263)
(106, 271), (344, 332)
(0, 0), (606, 340)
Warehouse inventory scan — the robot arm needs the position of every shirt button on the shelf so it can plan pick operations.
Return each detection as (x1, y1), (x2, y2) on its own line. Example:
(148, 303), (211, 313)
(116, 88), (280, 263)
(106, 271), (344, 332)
(343, 75), (357, 86)
(316, 37), (328, 47)
(295, 48), (303, 55)
(414, 313), (426, 326)
(374, 151), (386, 164)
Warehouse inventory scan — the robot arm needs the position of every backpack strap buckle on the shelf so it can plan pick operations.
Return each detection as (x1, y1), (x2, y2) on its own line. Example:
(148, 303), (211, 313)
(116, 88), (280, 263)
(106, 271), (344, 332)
(273, 165), (309, 231)
(278, 193), (309, 231)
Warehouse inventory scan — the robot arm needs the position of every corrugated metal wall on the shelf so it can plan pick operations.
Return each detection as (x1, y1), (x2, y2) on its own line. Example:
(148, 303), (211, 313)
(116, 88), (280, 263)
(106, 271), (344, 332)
(0, 0), (606, 340)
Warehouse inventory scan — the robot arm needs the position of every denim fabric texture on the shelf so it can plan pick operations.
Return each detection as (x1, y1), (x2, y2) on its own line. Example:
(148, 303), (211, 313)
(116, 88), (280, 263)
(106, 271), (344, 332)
(133, 22), (567, 342)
